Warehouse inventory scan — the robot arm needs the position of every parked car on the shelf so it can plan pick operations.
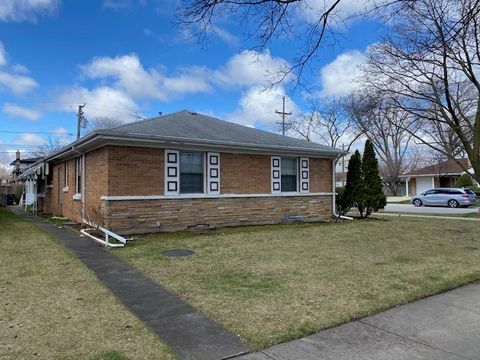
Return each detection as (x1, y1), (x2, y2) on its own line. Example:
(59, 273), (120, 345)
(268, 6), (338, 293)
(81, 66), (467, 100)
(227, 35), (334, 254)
(411, 188), (477, 208)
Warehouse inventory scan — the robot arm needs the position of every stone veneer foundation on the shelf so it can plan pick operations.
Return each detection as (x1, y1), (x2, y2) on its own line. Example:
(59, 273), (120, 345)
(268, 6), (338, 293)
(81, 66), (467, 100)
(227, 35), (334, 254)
(102, 195), (332, 234)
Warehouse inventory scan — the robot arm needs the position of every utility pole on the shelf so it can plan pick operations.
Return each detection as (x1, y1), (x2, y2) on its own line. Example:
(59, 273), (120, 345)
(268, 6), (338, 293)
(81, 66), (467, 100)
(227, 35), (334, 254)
(275, 96), (292, 136)
(77, 104), (86, 140)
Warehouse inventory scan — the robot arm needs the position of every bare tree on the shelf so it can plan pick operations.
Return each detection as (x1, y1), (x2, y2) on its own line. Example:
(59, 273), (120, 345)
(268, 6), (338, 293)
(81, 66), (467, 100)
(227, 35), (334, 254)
(88, 117), (124, 131)
(0, 165), (10, 181)
(363, 0), (480, 182)
(178, 0), (346, 85)
(348, 92), (420, 195)
(289, 98), (363, 149)
(35, 136), (70, 157)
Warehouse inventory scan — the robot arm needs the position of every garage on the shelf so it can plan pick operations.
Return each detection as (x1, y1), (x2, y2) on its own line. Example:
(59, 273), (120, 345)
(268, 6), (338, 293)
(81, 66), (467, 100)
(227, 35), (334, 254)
(416, 176), (434, 195)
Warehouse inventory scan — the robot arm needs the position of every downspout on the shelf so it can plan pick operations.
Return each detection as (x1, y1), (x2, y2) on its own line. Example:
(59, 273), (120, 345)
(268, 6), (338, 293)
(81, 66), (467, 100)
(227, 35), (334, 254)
(332, 158), (353, 220)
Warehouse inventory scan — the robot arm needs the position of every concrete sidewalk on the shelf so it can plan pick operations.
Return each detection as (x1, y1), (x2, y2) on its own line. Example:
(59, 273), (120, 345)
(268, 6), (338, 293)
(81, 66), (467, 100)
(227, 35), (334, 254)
(10, 207), (248, 360)
(236, 282), (480, 360)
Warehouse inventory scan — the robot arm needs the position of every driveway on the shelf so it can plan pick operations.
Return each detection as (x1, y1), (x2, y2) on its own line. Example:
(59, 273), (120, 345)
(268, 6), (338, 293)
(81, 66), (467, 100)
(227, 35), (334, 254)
(235, 282), (480, 360)
(384, 203), (479, 215)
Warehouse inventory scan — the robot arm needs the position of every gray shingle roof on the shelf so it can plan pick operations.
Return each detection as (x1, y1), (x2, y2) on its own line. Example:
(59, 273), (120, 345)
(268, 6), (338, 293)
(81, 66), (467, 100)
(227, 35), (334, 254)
(109, 110), (343, 155)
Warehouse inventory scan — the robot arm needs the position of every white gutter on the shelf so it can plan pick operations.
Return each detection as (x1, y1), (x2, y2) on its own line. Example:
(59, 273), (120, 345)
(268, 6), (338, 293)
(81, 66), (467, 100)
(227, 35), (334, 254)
(331, 158), (353, 220)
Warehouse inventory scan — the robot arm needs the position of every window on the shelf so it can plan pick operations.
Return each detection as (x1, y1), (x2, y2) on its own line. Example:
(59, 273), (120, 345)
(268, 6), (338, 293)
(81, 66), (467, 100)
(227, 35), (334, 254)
(64, 161), (69, 187)
(180, 151), (204, 193)
(281, 157), (297, 192)
(75, 157), (82, 194)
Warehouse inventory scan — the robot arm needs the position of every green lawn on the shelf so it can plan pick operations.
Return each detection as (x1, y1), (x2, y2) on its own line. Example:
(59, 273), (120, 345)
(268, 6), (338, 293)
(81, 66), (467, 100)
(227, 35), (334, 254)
(117, 217), (480, 350)
(0, 208), (177, 360)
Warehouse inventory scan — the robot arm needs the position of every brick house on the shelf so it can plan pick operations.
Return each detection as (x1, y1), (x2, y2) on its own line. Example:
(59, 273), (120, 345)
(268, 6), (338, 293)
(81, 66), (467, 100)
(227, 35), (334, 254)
(402, 158), (477, 195)
(26, 111), (346, 234)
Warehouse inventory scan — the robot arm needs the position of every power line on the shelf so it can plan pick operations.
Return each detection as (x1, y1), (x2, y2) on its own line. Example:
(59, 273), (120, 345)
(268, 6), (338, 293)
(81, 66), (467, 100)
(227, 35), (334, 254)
(0, 130), (75, 135)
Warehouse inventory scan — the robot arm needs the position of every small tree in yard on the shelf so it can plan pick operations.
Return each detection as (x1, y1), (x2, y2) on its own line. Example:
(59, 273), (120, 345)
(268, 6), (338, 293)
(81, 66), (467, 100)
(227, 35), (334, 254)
(362, 140), (387, 218)
(456, 174), (474, 189)
(335, 187), (351, 218)
(344, 150), (365, 217)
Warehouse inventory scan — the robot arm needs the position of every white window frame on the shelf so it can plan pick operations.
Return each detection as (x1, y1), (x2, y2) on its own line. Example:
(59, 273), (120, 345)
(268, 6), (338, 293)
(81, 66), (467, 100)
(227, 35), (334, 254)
(207, 152), (220, 195)
(165, 150), (180, 196)
(271, 156), (282, 194)
(299, 157), (310, 194)
(75, 157), (82, 195)
(165, 150), (223, 197)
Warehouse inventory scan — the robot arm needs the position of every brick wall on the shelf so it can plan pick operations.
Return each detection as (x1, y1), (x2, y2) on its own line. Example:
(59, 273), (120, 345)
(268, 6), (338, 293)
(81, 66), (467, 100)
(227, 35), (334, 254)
(47, 145), (335, 230)
(102, 195), (332, 234)
(310, 158), (333, 193)
(220, 153), (271, 193)
(107, 146), (164, 196)
(85, 147), (109, 223)
(50, 158), (82, 222)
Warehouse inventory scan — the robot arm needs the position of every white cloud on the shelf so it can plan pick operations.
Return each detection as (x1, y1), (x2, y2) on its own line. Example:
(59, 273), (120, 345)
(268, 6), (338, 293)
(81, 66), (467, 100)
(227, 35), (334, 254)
(0, 0), (59, 22)
(299, 0), (375, 26)
(0, 71), (38, 94)
(0, 42), (6, 66)
(80, 53), (211, 101)
(3, 103), (42, 121)
(102, 0), (146, 11)
(0, 41), (38, 94)
(320, 50), (365, 97)
(52, 127), (69, 135)
(214, 50), (289, 88)
(14, 133), (46, 146)
(227, 85), (299, 128)
(209, 25), (239, 47)
(58, 86), (139, 122)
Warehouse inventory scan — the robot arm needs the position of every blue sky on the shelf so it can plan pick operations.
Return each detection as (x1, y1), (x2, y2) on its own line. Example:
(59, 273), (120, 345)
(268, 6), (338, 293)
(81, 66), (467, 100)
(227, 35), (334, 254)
(0, 0), (384, 165)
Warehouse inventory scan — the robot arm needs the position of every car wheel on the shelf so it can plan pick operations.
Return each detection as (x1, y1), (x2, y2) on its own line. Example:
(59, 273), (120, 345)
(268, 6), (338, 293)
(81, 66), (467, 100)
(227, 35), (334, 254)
(448, 199), (459, 208)
(413, 199), (422, 207)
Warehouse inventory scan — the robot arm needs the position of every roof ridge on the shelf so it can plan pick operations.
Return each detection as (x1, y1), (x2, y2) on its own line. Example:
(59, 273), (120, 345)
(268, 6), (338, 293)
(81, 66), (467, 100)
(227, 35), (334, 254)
(111, 109), (191, 131)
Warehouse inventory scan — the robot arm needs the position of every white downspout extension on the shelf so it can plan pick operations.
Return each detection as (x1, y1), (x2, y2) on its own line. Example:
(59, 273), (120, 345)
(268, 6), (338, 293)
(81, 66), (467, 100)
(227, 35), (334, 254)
(332, 158), (353, 220)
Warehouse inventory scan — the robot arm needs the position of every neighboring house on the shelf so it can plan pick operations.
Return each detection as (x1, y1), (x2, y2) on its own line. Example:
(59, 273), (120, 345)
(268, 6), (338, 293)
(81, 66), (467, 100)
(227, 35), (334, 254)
(335, 172), (347, 188)
(402, 158), (477, 195)
(21, 110), (346, 234)
(10, 151), (41, 184)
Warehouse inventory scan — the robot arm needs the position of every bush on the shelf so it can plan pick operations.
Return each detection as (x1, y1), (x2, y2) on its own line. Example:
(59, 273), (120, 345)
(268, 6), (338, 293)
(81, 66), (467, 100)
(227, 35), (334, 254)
(335, 187), (351, 217)
(456, 173), (474, 188)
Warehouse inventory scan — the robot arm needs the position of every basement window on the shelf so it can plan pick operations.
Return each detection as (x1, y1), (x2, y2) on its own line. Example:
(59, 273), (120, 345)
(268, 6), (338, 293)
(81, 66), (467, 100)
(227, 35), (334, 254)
(180, 151), (204, 194)
(281, 157), (298, 192)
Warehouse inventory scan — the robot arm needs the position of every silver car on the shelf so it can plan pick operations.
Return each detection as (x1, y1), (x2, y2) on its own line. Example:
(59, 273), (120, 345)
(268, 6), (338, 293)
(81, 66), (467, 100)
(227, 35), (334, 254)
(411, 188), (477, 208)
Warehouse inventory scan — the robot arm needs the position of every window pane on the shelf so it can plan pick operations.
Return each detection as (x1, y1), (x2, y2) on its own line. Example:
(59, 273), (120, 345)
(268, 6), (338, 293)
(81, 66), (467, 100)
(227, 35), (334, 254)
(281, 157), (296, 175)
(281, 157), (297, 192)
(281, 175), (297, 192)
(180, 151), (204, 193)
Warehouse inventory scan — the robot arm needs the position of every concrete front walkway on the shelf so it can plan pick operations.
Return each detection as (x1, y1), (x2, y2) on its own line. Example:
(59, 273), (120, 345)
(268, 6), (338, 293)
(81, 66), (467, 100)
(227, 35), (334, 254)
(235, 282), (480, 360)
(11, 207), (248, 360)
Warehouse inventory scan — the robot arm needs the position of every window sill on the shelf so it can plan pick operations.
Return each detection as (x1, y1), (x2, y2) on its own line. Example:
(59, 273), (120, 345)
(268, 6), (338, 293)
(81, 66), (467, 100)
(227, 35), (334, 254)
(72, 193), (81, 201)
(63, 186), (69, 193)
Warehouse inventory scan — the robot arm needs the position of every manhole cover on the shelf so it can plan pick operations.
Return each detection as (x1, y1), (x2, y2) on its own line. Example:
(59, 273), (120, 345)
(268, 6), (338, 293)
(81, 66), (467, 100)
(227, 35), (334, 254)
(162, 249), (195, 257)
